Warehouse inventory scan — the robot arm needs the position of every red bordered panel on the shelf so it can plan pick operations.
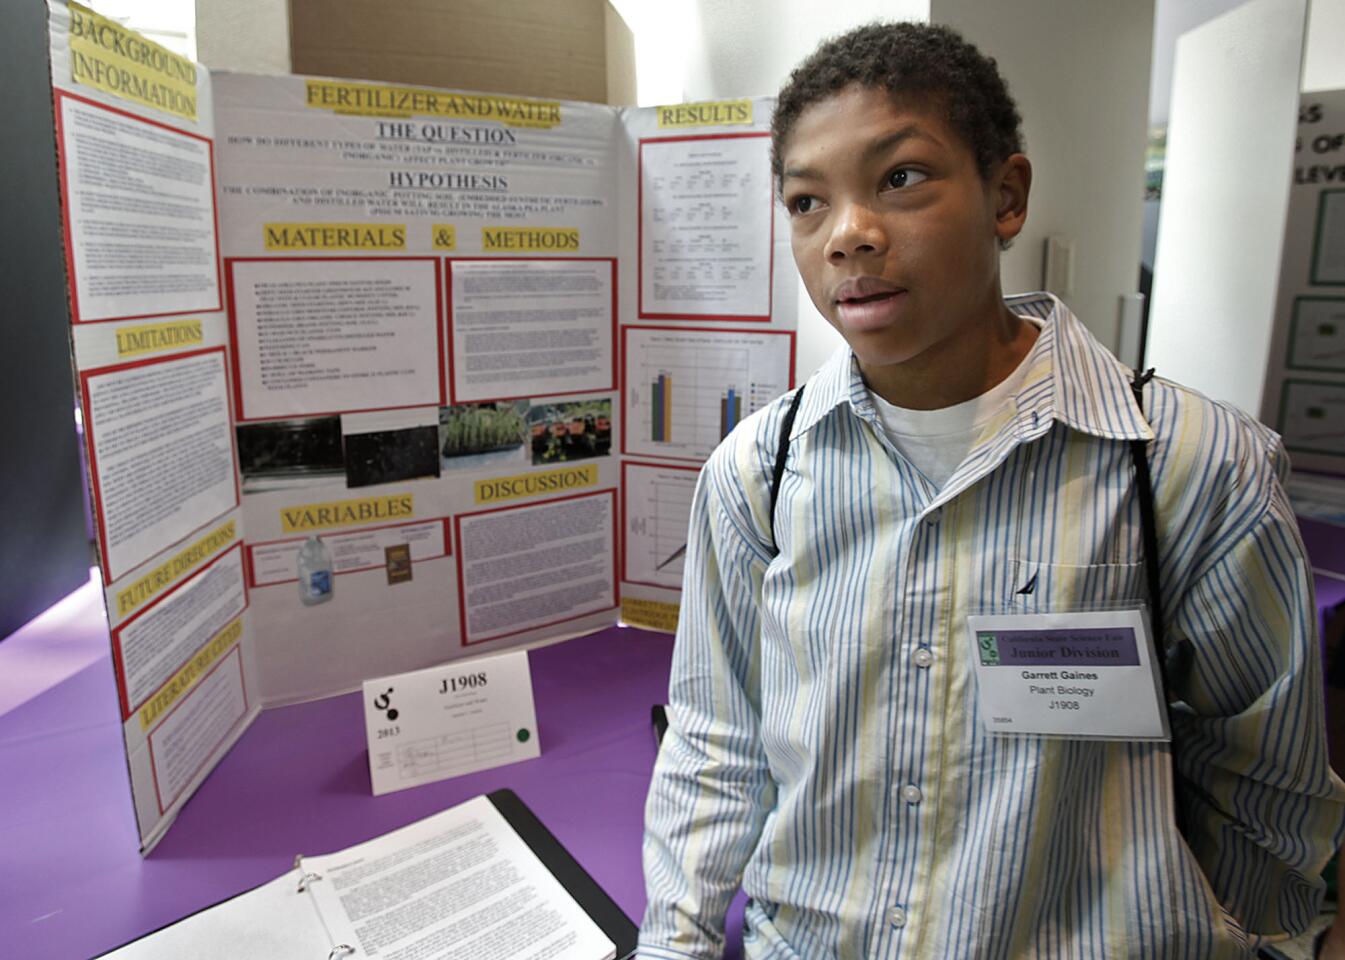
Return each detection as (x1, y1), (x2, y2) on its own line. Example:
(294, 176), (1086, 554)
(80, 345), (243, 585)
(620, 460), (701, 591)
(53, 90), (223, 325)
(444, 257), (619, 404)
(110, 540), (249, 721)
(224, 256), (446, 421)
(619, 324), (796, 464)
(455, 489), (619, 646)
(146, 644), (249, 815)
(638, 132), (774, 322)
(247, 516), (453, 588)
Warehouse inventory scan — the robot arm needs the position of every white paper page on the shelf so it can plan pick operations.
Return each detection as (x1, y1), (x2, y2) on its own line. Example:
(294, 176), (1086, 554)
(98, 872), (330, 959)
(303, 796), (614, 960)
(638, 133), (773, 319)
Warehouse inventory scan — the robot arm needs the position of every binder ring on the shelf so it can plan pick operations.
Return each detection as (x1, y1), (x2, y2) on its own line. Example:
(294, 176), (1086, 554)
(329, 946), (356, 959)
(297, 871), (323, 894)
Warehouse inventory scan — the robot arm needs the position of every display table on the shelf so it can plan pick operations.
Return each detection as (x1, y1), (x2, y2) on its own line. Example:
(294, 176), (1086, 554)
(4, 520), (1342, 959)
(0, 625), (755, 959)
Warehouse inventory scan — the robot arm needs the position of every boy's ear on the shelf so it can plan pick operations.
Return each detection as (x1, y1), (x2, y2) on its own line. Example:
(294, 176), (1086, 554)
(993, 154), (1031, 243)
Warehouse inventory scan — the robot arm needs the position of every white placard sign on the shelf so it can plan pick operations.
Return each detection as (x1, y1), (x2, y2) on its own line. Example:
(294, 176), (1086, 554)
(362, 650), (540, 795)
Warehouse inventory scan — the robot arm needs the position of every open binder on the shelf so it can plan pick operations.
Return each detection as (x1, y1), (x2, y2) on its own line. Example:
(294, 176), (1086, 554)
(99, 790), (638, 960)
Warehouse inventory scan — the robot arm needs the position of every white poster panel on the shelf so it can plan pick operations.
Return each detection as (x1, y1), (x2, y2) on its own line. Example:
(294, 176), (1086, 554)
(622, 326), (794, 462)
(456, 491), (617, 645)
(639, 133), (774, 320)
(228, 257), (443, 420)
(447, 258), (616, 403)
(82, 348), (239, 584)
(1262, 89), (1345, 474)
(622, 462), (698, 592)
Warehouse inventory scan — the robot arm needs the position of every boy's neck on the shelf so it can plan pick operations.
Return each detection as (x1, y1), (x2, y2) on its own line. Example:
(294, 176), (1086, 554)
(860, 303), (1039, 411)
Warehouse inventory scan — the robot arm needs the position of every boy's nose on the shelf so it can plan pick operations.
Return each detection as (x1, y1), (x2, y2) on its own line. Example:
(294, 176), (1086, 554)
(825, 202), (888, 261)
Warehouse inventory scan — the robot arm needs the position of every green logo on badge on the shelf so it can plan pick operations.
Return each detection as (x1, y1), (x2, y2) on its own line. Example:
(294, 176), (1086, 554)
(516, 728), (531, 743)
(977, 632), (1000, 665)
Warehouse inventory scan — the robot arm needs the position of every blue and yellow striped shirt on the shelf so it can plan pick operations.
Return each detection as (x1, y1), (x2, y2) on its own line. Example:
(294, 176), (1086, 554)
(641, 294), (1345, 958)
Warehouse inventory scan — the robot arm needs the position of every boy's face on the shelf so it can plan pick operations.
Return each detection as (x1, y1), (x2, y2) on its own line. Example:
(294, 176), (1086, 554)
(780, 85), (1028, 376)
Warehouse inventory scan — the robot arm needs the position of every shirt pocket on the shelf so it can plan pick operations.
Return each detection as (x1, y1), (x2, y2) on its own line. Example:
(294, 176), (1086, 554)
(1004, 559), (1147, 616)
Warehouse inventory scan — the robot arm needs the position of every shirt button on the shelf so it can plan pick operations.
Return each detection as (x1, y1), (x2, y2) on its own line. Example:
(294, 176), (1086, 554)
(887, 906), (908, 928)
(901, 784), (923, 804)
(913, 648), (934, 668)
(925, 511), (941, 526)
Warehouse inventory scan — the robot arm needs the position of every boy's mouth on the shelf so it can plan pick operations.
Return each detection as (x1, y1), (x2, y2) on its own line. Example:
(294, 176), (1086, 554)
(833, 278), (906, 306)
(833, 279), (907, 327)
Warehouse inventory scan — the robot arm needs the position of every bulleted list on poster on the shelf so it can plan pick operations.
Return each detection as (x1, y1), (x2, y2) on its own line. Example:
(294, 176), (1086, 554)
(83, 349), (238, 583)
(229, 257), (443, 420)
(57, 93), (219, 322)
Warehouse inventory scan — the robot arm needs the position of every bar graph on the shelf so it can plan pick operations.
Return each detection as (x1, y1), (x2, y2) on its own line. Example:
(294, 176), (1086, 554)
(626, 327), (792, 461)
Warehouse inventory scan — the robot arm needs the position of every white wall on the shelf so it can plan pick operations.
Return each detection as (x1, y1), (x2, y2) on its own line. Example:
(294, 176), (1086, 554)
(195, 0), (290, 74)
(931, 0), (1154, 356)
(1304, 0), (1345, 91)
(679, 0), (932, 379)
(1145, 0), (1306, 415)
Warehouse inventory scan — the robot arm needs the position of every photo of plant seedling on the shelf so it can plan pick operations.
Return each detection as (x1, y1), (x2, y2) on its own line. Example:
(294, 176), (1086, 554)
(438, 401), (530, 472)
(529, 398), (611, 465)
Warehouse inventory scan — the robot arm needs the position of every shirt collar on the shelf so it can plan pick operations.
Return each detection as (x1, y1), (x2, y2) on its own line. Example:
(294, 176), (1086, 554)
(790, 292), (1154, 443)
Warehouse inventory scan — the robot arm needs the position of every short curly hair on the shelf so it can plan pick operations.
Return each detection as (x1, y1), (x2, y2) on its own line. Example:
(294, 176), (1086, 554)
(772, 22), (1024, 186)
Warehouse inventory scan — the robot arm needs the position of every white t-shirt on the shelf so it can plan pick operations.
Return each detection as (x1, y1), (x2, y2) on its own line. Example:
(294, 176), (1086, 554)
(869, 340), (1036, 490)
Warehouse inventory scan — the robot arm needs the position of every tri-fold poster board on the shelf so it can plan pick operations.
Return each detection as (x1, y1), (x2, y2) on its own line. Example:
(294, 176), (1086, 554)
(46, 0), (797, 851)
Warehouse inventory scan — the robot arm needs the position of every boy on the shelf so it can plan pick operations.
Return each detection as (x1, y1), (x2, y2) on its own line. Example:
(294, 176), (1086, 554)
(640, 21), (1345, 959)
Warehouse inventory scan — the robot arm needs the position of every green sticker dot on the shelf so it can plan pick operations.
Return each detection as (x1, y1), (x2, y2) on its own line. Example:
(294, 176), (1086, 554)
(516, 728), (531, 743)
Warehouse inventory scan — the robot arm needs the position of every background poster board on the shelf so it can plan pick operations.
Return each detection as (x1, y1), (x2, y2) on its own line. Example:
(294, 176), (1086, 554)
(1263, 89), (1345, 477)
(46, 0), (796, 851)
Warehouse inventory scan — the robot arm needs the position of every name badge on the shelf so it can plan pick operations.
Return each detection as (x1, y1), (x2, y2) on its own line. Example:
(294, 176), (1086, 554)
(967, 608), (1170, 741)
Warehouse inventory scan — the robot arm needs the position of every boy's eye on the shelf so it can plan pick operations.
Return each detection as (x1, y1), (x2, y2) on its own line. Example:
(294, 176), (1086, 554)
(788, 195), (817, 215)
(885, 168), (928, 189)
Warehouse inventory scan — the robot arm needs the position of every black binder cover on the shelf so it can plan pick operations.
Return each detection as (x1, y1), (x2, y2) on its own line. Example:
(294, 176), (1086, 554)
(488, 788), (639, 959)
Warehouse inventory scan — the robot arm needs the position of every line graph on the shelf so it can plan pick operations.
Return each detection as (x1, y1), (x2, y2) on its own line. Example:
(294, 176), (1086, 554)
(624, 464), (698, 589)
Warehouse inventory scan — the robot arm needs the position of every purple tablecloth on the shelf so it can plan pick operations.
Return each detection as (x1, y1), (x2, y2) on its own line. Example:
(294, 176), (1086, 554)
(5, 517), (1342, 958)
(0, 626), (751, 959)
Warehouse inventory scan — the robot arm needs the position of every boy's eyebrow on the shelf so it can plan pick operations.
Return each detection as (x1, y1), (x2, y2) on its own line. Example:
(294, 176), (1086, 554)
(781, 125), (941, 181)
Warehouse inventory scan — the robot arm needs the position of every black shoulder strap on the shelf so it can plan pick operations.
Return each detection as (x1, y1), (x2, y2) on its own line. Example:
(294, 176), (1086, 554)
(1128, 368), (1165, 665)
(1129, 367), (1191, 840)
(769, 385), (805, 551)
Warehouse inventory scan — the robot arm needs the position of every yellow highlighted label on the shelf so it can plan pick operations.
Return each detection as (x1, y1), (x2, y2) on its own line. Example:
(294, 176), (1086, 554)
(432, 224), (457, 250)
(138, 619), (241, 730)
(656, 99), (753, 129)
(68, 2), (198, 121)
(115, 319), (204, 359)
(281, 494), (414, 533)
(621, 598), (680, 633)
(264, 223), (406, 250)
(475, 465), (598, 505)
(116, 521), (236, 618)
(305, 80), (561, 129)
(482, 227), (580, 253)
